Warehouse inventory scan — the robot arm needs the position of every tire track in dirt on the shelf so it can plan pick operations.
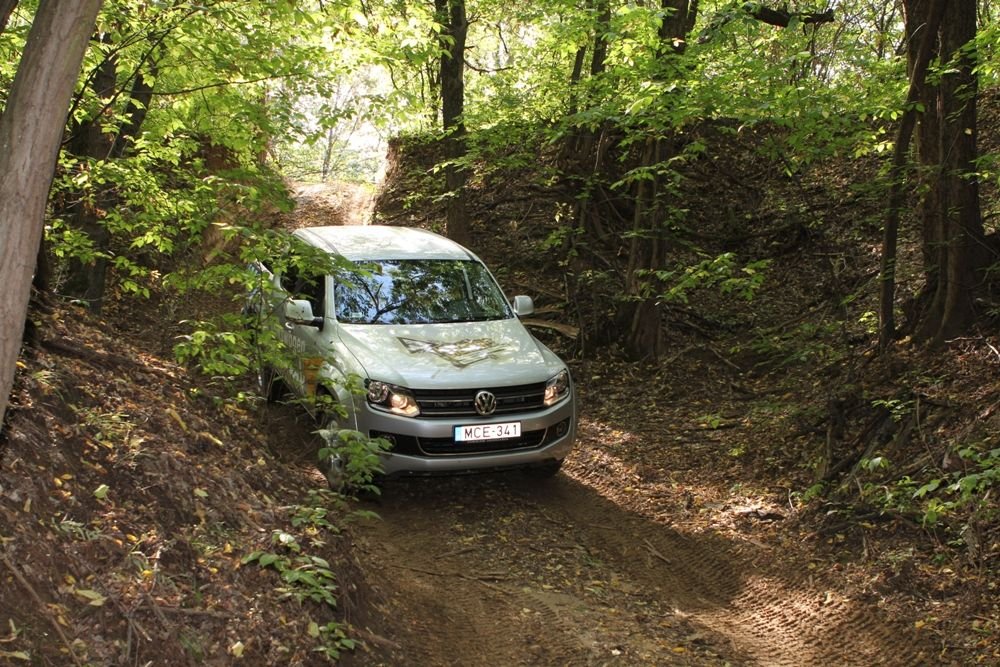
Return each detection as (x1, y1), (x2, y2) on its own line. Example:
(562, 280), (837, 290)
(357, 475), (742, 666)
(518, 457), (939, 667)
(273, 396), (935, 665)
(355, 481), (590, 666)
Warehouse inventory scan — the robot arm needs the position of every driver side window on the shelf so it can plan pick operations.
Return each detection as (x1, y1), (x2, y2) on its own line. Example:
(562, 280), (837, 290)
(281, 264), (325, 319)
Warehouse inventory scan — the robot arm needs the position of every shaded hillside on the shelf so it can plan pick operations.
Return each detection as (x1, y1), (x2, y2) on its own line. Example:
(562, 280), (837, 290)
(0, 307), (392, 665)
(373, 108), (1000, 662)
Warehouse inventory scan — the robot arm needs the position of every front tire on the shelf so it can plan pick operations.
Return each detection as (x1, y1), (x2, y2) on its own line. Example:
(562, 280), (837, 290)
(256, 364), (286, 403)
(315, 415), (347, 492)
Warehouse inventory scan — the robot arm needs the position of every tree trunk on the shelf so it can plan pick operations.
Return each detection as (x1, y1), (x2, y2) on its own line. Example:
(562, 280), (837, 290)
(0, 0), (17, 34)
(435, 0), (470, 246)
(0, 0), (104, 430)
(621, 0), (697, 359)
(567, 44), (587, 116)
(902, 0), (985, 345)
(110, 69), (155, 159)
(561, 0), (611, 353)
(61, 47), (118, 309)
(931, 0), (983, 344)
(61, 49), (158, 310)
(321, 125), (335, 181)
(625, 137), (667, 359)
(877, 0), (945, 348)
(907, 0), (944, 337)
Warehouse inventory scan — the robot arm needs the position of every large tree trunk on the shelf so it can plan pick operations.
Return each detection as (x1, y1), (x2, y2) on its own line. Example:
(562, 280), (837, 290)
(930, 0), (983, 344)
(878, 0), (945, 348)
(901, 0), (985, 345)
(435, 0), (470, 246)
(621, 0), (697, 359)
(0, 0), (104, 430)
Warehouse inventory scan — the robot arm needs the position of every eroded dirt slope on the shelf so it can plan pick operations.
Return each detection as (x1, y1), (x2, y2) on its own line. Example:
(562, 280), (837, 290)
(0, 309), (382, 666)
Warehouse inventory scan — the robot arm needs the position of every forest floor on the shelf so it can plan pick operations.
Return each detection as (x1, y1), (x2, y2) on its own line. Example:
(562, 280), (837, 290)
(1, 151), (998, 667)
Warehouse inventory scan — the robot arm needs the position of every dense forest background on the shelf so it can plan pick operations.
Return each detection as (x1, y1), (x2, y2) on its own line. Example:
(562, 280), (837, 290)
(1, 0), (999, 664)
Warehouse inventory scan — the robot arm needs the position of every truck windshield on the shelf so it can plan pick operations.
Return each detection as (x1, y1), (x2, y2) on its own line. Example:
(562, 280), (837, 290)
(333, 259), (513, 325)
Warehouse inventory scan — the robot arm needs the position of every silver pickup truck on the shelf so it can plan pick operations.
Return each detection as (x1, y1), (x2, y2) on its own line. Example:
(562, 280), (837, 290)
(247, 225), (576, 489)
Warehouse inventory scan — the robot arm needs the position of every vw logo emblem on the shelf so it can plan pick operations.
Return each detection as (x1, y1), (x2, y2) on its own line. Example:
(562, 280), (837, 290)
(474, 390), (497, 416)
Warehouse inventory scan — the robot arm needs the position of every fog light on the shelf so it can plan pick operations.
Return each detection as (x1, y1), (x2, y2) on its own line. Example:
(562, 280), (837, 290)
(555, 419), (568, 437)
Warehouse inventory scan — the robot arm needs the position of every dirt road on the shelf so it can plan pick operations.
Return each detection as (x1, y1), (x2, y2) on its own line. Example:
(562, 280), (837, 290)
(350, 427), (934, 667)
(273, 184), (942, 666)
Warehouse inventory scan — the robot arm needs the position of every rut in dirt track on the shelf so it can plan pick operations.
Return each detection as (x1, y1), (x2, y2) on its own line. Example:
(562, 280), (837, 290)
(353, 455), (936, 667)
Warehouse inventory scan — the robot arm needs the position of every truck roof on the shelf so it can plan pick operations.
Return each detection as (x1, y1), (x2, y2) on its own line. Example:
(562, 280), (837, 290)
(293, 225), (474, 261)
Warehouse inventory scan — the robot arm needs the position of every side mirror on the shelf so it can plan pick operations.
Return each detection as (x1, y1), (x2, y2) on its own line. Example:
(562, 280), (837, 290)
(512, 295), (534, 317)
(284, 299), (322, 327)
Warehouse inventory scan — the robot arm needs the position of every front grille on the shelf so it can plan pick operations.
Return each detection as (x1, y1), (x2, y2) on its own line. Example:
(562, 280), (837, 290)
(412, 383), (546, 418)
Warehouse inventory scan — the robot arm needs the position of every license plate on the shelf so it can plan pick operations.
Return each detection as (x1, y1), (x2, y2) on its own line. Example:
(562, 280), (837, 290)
(454, 422), (521, 442)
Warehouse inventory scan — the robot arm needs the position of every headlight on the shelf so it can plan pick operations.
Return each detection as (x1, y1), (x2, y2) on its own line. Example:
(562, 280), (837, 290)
(366, 380), (420, 417)
(543, 370), (570, 406)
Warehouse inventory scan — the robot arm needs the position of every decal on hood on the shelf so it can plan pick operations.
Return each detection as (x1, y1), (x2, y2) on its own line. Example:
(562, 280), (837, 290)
(398, 337), (510, 368)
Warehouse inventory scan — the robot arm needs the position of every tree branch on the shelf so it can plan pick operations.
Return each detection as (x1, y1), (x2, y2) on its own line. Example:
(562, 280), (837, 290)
(747, 4), (835, 28)
(700, 2), (835, 43)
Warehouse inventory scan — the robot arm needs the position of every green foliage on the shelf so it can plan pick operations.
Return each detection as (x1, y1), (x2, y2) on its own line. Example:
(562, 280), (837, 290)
(174, 316), (254, 378)
(317, 427), (391, 494)
(309, 620), (357, 660)
(170, 229), (346, 380)
(165, 224), (390, 497)
(655, 253), (771, 305)
(909, 446), (1000, 527)
(743, 320), (840, 368)
(846, 438), (1000, 534)
(871, 396), (914, 423)
(241, 489), (363, 659)
(698, 413), (725, 429)
(242, 535), (339, 607)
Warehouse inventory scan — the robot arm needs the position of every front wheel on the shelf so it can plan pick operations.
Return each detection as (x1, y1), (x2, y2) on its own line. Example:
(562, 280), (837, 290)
(315, 416), (347, 492)
(256, 364), (286, 403)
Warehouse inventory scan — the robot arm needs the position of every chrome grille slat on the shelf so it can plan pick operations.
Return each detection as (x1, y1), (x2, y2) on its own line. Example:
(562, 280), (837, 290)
(412, 383), (546, 418)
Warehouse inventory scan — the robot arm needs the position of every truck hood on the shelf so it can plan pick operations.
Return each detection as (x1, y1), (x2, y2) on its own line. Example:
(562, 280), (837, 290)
(337, 318), (562, 388)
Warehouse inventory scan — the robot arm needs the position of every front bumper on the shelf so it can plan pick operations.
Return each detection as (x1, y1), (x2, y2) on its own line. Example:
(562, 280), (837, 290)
(355, 396), (577, 477)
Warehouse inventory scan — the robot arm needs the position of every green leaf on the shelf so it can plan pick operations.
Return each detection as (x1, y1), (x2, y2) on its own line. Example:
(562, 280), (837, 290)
(241, 551), (263, 565)
(0, 651), (31, 661)
(74, 589), (107, 606)
(912, 479), (941, 499)
(259, 553), (281, 567)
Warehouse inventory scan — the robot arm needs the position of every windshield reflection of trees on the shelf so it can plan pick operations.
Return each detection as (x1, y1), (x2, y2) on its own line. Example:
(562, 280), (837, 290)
(334, 260), (511, 324)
